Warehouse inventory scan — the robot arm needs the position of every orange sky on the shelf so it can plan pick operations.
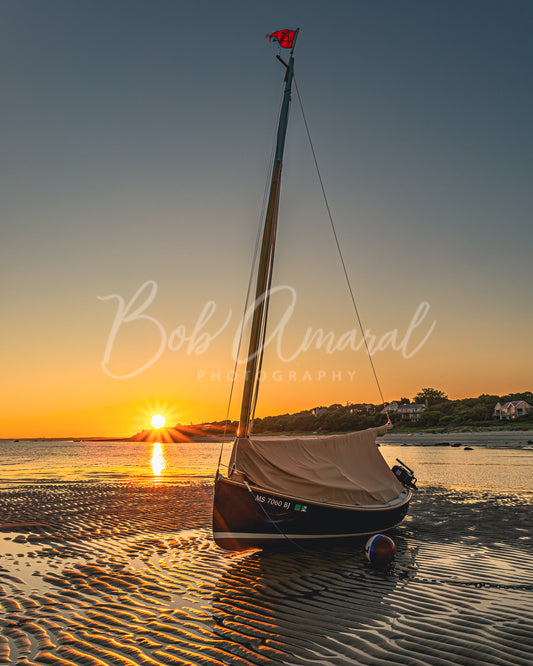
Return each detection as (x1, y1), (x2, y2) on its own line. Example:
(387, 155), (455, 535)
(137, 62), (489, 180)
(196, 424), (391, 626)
(2, 316), (530, 438)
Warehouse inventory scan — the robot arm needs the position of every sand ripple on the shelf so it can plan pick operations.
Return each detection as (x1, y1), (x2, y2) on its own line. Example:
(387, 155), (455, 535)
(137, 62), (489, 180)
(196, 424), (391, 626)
(1, 482), (532, 664)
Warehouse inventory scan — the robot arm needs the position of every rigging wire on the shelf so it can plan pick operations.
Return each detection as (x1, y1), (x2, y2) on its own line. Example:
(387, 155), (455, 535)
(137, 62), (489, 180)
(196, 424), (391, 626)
(216, 85), (286, 474)
(216, 173), (267, 473)
(243, 479), (306, 552)
(294, 77), (391, 424)
(250, 183), (281, 429)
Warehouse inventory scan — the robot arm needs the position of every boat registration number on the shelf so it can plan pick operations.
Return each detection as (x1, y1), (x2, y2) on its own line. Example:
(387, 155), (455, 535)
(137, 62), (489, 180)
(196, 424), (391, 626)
(254, 494), (308, 513)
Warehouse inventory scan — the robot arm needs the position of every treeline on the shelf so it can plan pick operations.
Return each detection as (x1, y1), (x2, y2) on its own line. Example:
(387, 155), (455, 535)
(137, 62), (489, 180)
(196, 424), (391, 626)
(403, 391), (533, 430)
(216, 390), (533, 434)
(252, 405), (383, 434)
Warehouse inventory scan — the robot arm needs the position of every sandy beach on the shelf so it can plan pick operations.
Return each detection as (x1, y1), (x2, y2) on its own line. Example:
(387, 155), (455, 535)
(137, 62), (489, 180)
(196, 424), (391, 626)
(1, 476), (532, 665)
(380, 430), (533, 448)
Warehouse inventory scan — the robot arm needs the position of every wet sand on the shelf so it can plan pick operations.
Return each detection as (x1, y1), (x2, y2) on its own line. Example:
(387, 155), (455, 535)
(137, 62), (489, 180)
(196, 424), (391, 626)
(1, 481), (532, 665)
(380, 430), (533, 448)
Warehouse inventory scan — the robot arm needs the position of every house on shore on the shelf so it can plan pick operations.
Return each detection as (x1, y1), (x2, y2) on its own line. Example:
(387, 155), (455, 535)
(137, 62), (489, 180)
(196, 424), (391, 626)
(311, 407), (327, 417)
(381, 401), (400, 413)
(397, 403), (427, 422)
(493, 401), (532, 420)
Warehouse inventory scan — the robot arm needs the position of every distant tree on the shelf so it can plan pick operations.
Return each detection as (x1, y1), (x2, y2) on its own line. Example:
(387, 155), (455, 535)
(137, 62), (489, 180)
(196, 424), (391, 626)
(399, 397), (410, 405)
(413, 387), (448, 406)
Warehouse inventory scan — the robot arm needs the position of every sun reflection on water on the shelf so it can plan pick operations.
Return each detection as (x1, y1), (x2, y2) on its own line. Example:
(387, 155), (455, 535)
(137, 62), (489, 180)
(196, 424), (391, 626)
(150, 442), (167, 476)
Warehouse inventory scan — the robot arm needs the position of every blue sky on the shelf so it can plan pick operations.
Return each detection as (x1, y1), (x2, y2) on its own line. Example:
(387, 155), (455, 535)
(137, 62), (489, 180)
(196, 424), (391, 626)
(1, 1), (532, 435)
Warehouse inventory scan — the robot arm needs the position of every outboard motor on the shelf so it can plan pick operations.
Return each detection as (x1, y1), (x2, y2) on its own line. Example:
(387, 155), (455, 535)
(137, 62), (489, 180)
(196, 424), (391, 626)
(392, 458), (417, 490)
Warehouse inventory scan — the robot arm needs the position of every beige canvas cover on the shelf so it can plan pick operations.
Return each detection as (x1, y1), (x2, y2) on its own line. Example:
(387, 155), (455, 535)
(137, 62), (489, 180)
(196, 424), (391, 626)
(228, 425), (404, 506)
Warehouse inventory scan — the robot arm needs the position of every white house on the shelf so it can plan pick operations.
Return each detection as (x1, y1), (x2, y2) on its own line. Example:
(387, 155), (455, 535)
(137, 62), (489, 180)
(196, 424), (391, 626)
(397, 403), (426, 422)
(311, 407), (327, 417)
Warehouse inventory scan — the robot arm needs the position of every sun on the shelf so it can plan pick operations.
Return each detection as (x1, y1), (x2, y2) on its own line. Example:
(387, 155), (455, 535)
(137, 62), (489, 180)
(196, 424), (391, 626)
(133, 401), (181, 434)
(150, 413), (166, 429)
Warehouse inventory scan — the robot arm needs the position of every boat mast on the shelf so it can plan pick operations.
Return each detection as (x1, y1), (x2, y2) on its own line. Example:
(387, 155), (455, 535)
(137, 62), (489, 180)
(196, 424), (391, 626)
(237, 31), (298, 438)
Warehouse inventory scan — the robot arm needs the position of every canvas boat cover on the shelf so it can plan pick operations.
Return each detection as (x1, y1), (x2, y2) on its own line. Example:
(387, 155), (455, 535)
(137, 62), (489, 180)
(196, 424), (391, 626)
(228, 425), (404, 506)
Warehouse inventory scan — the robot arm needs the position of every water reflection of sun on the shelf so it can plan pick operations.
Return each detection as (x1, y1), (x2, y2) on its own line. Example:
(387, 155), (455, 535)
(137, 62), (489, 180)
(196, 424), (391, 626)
(150, 442), (167, 476)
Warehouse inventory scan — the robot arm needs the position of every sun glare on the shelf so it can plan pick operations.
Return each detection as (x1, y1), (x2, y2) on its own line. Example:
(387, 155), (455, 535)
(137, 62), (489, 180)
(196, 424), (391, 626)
(135, 402), (180, 434)
(150, 413), (166, 429)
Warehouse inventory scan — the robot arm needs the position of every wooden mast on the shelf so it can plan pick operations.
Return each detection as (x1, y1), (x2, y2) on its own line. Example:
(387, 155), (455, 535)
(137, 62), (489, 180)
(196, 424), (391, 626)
(237, 31), (298, 438)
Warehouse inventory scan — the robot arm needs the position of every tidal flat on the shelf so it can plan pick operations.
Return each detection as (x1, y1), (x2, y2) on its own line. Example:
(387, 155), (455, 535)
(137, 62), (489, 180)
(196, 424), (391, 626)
(0, 436), (533, 666)
(1, 474), (532, 665)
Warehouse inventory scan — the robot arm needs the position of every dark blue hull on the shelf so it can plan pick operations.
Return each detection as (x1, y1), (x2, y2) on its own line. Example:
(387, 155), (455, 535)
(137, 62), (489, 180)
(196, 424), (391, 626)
(213, 476), (411, 551)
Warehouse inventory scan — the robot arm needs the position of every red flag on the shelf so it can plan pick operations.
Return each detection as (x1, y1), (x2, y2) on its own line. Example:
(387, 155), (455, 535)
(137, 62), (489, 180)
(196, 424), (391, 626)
(267, 29), (296, 49)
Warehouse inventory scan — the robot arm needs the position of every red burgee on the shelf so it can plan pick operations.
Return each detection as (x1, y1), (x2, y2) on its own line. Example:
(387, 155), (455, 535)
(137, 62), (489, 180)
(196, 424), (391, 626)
(267, 29), (296, 48)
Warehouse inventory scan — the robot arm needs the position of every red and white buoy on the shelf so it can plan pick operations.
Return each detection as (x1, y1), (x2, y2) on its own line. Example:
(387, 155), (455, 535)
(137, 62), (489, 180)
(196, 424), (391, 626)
(365, 534), (397, 565)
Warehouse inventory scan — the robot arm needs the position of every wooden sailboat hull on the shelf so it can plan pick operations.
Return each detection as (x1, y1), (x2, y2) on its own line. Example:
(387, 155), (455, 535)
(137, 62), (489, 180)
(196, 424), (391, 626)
(213, 475), (411, 551)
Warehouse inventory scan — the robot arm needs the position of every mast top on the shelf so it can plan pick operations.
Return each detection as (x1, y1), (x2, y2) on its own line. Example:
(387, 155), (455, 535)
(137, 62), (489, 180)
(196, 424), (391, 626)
(290, 28), (299, 55)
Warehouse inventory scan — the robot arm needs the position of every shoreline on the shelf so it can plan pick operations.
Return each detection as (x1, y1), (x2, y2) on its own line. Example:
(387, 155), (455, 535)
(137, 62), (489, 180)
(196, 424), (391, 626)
(3, 427), (533, 445)
(2, 443), (532, 492)
(379, 429), (533, 448)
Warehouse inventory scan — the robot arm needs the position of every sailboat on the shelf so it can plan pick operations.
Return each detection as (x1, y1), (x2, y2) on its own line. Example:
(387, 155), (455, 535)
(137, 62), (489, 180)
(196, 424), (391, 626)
(213, 30), (415, 552)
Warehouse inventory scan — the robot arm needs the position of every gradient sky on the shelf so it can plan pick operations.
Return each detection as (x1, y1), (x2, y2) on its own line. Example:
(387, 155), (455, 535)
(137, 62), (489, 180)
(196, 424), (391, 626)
(2, 0), (532, 437)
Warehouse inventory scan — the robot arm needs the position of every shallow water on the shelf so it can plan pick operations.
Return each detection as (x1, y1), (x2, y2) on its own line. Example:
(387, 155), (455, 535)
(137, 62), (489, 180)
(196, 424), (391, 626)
(1, 438), (532, 491)
(0, 439), (227, 485)
(380, 445), (533, 491)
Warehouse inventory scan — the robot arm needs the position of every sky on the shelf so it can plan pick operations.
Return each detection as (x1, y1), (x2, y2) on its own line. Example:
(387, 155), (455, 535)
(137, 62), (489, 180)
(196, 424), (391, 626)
(1, 0), (532, 437)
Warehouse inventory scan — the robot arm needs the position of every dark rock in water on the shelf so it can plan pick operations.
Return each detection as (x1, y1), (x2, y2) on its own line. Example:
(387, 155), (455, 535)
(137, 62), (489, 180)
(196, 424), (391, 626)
(451, 443), (461, 447)
(528, 440), (533, 445)
(464, 446), (473, 451)
(434, 442), (450, 446)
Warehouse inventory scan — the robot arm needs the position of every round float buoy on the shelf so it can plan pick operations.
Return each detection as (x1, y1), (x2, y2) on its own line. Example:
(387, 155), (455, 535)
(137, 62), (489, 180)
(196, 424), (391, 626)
(365, 534), (396, 565)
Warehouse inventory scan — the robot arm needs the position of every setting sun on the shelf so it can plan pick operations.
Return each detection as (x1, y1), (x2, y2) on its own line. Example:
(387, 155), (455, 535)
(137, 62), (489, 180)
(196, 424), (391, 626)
(150, 413), (166, 429)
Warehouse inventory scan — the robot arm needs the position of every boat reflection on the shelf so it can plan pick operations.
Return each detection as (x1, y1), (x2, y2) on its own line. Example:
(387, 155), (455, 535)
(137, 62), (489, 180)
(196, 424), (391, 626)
(211, 536), (416, 661)
(150, 442), (167, 476)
